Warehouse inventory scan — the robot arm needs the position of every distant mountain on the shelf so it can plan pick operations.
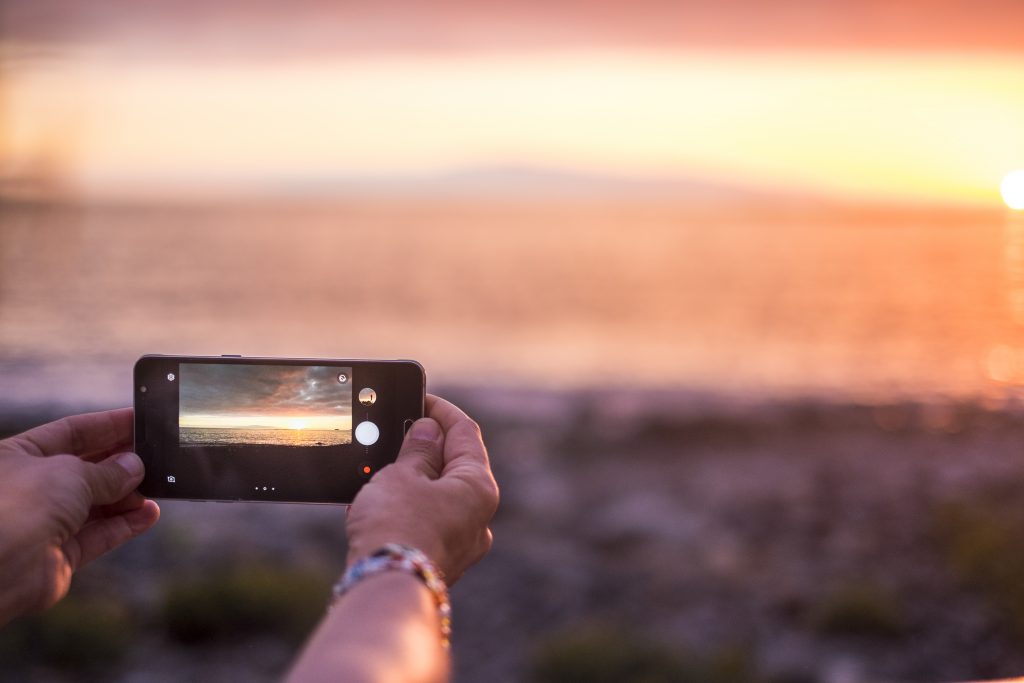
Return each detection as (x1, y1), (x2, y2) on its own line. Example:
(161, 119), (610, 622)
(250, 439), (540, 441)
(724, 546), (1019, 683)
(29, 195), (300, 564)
(265, 165), (779, 203)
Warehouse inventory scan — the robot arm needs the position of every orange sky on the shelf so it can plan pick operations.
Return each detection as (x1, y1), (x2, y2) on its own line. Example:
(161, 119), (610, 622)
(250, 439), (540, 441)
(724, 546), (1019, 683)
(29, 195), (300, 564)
(2, 1), (1023, 205)
(3, 48), (1022, 205)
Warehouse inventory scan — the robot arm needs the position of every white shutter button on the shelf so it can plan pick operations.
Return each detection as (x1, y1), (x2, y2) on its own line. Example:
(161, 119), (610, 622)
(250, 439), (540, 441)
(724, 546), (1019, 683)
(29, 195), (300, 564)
(355, 421), (380, 446)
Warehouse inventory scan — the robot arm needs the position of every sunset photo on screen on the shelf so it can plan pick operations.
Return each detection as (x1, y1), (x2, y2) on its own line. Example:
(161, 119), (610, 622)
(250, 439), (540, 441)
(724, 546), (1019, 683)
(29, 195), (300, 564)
(178, 364), (353, 447)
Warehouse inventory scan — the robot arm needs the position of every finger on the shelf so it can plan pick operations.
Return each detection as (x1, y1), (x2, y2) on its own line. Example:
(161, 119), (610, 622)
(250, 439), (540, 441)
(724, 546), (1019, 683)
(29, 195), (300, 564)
(441, 420), (490, 469)
(425, 394), (472, 433)
(87, 491), (146, 522)
(394, 417), (445, 478)
(427, 398), (498, 510)
(62, 500), (160, 571)
(8, 408), (133, 460)
(425, 395), (491, 470)
(79, 452), (145, 506)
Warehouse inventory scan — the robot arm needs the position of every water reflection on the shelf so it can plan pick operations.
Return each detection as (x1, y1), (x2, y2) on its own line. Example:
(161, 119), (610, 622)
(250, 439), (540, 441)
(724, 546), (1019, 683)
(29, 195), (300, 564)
(986, 212), (1024, 387)
(0, 200), (1015, 408)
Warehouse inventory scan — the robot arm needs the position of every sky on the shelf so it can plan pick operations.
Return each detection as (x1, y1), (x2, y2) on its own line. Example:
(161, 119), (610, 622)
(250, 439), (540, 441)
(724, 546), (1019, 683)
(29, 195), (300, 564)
(1, 0), (1023, 205)
(179, 364), (353, 431)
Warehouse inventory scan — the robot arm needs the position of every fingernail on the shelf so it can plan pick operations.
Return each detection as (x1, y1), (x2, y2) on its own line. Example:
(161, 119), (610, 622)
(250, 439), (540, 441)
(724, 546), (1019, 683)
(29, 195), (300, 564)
(115, 452), (144, 477)
(409, 418), (440, 441)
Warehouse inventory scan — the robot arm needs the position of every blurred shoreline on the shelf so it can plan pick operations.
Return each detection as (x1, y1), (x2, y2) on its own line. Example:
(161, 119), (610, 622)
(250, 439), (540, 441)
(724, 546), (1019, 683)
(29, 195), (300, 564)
(6, 385), (1024, 682)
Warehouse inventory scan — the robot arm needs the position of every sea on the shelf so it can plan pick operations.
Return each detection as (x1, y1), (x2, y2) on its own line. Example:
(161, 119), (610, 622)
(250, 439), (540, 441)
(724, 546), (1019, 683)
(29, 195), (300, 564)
(2, 198), (1023, 414)
(179, 426), (351, 447)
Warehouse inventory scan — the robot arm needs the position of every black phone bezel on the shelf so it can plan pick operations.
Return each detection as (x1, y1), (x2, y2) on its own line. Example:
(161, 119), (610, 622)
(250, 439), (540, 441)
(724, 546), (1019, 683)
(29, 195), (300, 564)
(133, 355), (425, 504)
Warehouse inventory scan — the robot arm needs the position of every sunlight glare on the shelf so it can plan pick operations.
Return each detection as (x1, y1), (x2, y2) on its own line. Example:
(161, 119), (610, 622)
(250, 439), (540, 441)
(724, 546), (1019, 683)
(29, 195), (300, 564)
(289, 418), (307, 430)
(1002, 170), (1024, 210)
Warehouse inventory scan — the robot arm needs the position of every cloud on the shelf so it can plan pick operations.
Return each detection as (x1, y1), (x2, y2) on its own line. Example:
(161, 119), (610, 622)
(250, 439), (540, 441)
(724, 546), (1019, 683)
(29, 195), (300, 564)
(179, 364), (352, 417)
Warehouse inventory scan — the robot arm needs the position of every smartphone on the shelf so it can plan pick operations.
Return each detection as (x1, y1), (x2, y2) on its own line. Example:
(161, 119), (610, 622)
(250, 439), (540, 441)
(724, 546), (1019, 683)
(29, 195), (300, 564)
(133, 355), (425, 504)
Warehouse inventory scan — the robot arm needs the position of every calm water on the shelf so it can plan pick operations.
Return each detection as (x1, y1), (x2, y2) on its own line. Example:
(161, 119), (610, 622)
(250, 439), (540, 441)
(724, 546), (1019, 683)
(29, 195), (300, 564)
(179, 426), (350, 447)
(1, 199), (1021, 409)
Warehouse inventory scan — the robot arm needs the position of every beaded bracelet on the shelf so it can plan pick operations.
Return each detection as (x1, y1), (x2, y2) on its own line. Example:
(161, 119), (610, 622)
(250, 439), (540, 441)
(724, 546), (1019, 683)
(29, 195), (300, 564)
(332, 544), (451, 648)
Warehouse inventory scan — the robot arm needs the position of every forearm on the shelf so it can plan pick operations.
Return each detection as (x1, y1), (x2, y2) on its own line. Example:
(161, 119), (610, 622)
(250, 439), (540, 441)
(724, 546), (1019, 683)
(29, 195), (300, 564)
(285, 571), (450, 683)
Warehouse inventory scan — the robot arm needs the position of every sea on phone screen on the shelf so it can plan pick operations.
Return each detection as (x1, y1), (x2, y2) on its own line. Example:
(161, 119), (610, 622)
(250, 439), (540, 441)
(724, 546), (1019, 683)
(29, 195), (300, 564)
(179, 426), (351, 447)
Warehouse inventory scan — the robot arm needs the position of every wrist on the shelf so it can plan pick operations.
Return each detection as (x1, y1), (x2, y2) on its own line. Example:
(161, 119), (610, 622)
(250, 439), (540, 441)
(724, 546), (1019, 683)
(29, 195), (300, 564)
(346, 537), (444, 574)
(334, 544), (451, 648)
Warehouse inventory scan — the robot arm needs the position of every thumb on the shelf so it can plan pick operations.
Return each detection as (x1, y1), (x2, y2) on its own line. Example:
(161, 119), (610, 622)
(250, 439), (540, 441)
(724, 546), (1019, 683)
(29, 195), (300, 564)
(80, 452), (145, 505)
(394, 418), (444, 478)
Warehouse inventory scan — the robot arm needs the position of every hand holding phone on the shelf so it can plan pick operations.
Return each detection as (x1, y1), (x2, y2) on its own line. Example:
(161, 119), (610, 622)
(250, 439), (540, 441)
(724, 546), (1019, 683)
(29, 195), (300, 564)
(345, 394), (498, 584)
(134, 355), (425, 504)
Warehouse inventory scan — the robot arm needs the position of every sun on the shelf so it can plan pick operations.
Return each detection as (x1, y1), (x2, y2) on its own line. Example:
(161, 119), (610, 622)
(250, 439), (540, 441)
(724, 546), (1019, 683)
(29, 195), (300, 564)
(288, 418), (307, 430)
(1002, 170), (1024, 210)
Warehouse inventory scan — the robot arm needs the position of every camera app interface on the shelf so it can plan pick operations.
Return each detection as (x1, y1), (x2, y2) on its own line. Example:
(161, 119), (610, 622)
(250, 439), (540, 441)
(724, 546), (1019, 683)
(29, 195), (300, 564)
(178, 364), (353, 447)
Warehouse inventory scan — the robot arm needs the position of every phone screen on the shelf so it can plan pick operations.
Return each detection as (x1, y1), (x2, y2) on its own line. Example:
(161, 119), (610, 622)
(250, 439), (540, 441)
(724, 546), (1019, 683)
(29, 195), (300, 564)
(178, 364), (354, 448)
(134, 356), (424, 504)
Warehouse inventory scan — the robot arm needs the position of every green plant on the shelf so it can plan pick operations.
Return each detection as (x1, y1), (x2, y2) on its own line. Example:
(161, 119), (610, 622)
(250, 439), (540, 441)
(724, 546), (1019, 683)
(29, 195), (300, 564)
(531, 626), (758, 683)
(161, 565), (331, 644)
(933, 500), (1024, 640)
(0, 595), (134, 673)
(809, 582), (905, 639)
